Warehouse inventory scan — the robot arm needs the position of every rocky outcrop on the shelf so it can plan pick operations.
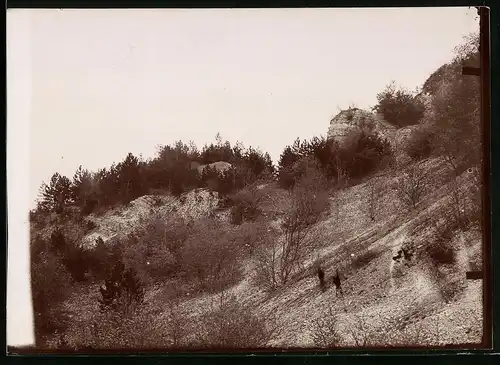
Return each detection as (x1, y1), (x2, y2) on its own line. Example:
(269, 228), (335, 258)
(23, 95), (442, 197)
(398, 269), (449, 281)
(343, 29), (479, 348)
(196, 161), (232, 175)
(82, 188), (222, 248)
(327, 108), (395, 144)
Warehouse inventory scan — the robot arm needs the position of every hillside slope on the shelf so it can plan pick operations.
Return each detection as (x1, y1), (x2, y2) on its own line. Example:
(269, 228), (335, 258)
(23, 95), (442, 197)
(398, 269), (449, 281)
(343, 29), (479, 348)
(55, 155), (483, 349)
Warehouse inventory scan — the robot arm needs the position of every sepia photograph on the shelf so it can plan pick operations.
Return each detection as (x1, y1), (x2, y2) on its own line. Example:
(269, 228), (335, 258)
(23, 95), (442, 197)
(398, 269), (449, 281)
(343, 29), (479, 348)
(7, 6), (489, 353)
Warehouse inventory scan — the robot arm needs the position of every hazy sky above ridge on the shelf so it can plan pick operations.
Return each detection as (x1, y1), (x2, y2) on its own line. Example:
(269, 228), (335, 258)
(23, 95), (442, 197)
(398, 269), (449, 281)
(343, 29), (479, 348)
(10, 7), (479, 208)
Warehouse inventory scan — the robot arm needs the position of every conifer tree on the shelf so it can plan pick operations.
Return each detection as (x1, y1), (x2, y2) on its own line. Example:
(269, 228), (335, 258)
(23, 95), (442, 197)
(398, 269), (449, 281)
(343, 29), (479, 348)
(38, 173), (73, 213)
(98, 259), (145, 315)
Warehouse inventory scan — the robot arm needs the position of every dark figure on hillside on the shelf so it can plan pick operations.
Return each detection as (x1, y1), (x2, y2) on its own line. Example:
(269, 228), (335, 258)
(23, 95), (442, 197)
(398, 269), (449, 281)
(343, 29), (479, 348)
(402, 247), (413, 261)
(332, 269), (343, 297)
(317, 266), (326, 291)
(392, 250), (403, 262)
(393, 247), (413, 266)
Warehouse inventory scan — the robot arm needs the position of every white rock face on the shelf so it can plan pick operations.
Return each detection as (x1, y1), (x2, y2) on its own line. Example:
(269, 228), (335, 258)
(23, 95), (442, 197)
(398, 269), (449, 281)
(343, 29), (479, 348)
(82, 188), (222, 248)
(327, 108), (395, 144)
(196, 161), (232, 175)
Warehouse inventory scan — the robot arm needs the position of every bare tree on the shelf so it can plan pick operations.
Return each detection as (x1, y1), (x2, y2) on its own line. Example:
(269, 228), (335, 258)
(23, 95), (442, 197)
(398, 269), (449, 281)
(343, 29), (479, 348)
(347, 313), (380, 347)
(365, 178), (384, 222)
(181, 218), (242, 292)
(466, 165), (482, 226)
(311, 306), (342, 348)
(279, 168), (330, 283)
(156, 283), (186, 348)
(446, 179), (469, 230)
(395, 163), (429, 210)
(254, 237), (281, 291)
(255, 166), (330, 289)
(429, 69), (481, 177)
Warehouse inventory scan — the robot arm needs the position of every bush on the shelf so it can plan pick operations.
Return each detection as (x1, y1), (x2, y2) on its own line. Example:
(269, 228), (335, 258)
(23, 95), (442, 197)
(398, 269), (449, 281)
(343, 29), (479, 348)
(396, 163), (429, 210)
(444, 173), (482, 232)
(61, 244), (93, 282)
(426, 220), (457, 266)
(365, 178), (384, 222)
(279, 156), (326, 190)
(338, 130), (393, 180)
(181, 218), (242, 292)
(192, 292), (279, 348)
(351, 249), (378, 270)
(427, 244), (455, 266)
(128, 220), (176, 283)
(31, 247), (73, 346)
(230, 221), (277, 255)
(374, 82), (426, 128)
(310, 306), (342, 348)
(98, 259), (145, 316)
(81, 198), (98, 215)
(85, 236), (119, 281)
(86, 220), (97, 231)
(49, 227), (92, 282)
(61, 309), (173, 350)
(405, 127), (433, 161)
(277, 132), (392, 187)
(429, 72), (481, 177)
(424, 218), (463, 303)
(118, 214), (190, 284)
(255, 167), (330, 289)
(228, 186), (263, 225)
(230, 205), (245, 225)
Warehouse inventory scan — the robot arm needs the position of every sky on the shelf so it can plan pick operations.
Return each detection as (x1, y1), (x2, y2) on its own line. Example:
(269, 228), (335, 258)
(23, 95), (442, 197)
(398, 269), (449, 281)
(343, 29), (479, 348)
(7, 7), (478, 346)
(23, 7), (479, 209)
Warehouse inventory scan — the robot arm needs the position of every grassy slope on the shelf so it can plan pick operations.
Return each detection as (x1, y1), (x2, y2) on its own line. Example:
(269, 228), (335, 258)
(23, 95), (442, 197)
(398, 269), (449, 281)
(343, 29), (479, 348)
(58, 154), (483, 349)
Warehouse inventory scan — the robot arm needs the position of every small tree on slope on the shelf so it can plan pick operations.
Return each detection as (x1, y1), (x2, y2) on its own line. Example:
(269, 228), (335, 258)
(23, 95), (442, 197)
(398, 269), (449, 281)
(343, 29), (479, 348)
(99, 260), (145, 316)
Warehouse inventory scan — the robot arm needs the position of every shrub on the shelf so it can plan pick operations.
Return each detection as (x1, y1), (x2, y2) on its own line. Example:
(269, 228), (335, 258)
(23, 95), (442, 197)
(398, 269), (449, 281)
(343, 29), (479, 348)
(339, 130), (393, 180)
(310, 306), (342, 348)
(277, 132), (392, 187)
(230, 205), (245, 225)
(86, 236), (119, 281)
(467, 166), (483, 227)
(81, 198), (99, 215)
(405, 127), (433, 161)
(98, 259), (145, 316)
(230, 221), (277, 255)
(181, 218), (242, 292)
(351, 249), (378, 270)
(426, 220), (457, 266)
(49, 227), (91, 282)
(374, 82), (426, 128)
(365, 178), (384, 222)
(427, 244), (455, 266)
(61, 309), (173, 350)
(346, 313), (381, 347)
(255, 167), (330, 289)
(50, 228), (67, 254)
(192, 292), (279, 348)
(86, 220), (97, 231)
(445, 174), (482, 231)
(228, 186), (263, 225)
(396, 163), (429, 210)
(61, 244), (92, 282)
(30, 247), (73, 346)
(425, 218), (464, 303)
(428, 71), (481, 176)
(118, 214), (190, 284)
(163, 215), (191, 266)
